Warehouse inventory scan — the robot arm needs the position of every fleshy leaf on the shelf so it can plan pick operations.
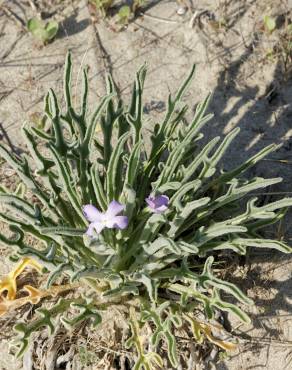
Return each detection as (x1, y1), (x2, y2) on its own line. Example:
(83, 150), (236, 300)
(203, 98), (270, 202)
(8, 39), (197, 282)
(125, 307), (163, 370)
(185, 315), (237, 351)
(0, 283), (79, 317)
(0, 258), (42, 300)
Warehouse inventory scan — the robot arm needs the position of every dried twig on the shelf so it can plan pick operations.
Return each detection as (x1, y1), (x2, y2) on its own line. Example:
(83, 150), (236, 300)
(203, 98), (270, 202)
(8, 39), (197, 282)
(141, 12), (180, 24)
(0, 4), (26, 29)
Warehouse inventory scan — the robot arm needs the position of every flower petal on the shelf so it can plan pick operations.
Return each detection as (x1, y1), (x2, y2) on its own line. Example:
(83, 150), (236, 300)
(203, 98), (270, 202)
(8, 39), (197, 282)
(83, 205), (102, 222)
(154, 195), (169, 208)
(146, 195), (169, 213)
(155, 204), (168, 213)
(86, 221), (104, 236)
(145, 197), (155, 208)
(106, 216), (128, 230)
(105, 200), (125, 218)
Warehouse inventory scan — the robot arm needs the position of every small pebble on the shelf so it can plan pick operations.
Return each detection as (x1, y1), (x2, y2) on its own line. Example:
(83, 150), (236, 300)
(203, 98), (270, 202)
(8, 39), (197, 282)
(177, 6), (187, 16)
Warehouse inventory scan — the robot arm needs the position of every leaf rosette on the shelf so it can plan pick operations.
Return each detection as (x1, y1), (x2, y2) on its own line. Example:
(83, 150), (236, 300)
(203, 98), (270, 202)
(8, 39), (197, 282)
(0, 53), (291, 367)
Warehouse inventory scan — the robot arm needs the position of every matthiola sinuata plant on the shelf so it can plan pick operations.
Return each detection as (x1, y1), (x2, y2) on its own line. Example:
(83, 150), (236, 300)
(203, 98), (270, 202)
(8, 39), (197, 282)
(0, 53), (292, 368)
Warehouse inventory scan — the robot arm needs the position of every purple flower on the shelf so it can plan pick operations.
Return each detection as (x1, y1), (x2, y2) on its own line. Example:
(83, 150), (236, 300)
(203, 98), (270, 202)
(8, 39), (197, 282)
(83, 201), (128, 236)
(146, 194), (169, 214)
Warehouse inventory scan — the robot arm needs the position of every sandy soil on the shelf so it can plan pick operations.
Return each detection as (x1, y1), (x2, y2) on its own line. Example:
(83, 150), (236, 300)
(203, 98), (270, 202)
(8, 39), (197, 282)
(0, 0), (291, 369)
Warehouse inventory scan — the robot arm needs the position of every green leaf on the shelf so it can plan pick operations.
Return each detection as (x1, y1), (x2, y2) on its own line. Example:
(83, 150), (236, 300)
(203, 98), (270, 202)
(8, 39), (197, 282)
(27, 17), (43, 32)
(193, 223), (247, 246)
(27, 17), (58, 43)
(91, 163), (108, 211)
(118, 5), (131, 23)
(231, 238), (292, 254)
(40, 226), (86, 236)
(182, 137), (220, 184)
(48, 145), (85, 223)
(83, 94), (114, 152)
(132, 272), (157, 301)
(124, 141), (142, 189)
(199, 128), (240, 179)
(216, 144), (280, 184)
(61, 301), (101, 330)
(168, 197), (210, 237)
(201, 256), (253, 305)
(45, 21), (59, 40)
(191, 177), (283, 227)
(160, 64), (196, 134)
(264, 15), (276, 33)
(15, 298), (83, 357)
(106, 132), (130, 201)
(141, 304), (179, 367)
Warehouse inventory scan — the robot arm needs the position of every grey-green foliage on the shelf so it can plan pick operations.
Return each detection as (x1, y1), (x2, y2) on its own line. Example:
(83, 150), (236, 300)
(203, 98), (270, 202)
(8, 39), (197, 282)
(0, 53), (291, 367)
